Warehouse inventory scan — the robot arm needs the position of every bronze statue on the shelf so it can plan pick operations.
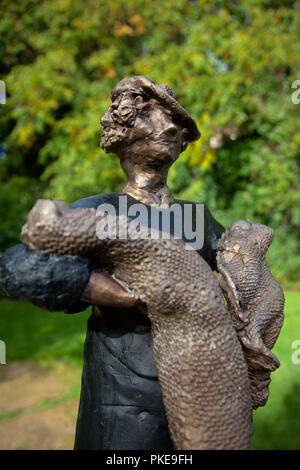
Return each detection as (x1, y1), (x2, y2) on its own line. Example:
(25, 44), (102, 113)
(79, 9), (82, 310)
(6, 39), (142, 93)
(21, 197), (254, 450)
(1, 77), (284, 450)
(217, 220), (284, 409)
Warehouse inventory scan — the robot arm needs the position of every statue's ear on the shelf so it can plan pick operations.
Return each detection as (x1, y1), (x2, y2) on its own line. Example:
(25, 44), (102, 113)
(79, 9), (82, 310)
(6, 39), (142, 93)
(181, 141), (188, 152)
(180, 129), (189, 153)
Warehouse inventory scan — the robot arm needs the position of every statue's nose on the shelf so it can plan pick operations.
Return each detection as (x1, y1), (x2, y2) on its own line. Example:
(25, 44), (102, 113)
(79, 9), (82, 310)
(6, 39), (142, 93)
(158, 116), (178, 140)
(164, 124), (178, 138)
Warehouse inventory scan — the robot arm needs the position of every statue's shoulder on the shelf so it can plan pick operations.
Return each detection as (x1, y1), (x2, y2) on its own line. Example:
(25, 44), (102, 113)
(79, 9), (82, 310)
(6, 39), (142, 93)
(71, 192), (141, 210)
(70, 193), (121, 209)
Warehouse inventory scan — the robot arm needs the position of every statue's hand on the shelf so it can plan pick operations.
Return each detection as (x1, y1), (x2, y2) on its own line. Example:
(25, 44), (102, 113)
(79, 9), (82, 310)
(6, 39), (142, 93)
(82, 271), (139, 308)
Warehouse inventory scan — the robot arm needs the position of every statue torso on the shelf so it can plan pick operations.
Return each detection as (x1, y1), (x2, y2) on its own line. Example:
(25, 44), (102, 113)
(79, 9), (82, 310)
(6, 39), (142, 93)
(72, 192), (224, 450)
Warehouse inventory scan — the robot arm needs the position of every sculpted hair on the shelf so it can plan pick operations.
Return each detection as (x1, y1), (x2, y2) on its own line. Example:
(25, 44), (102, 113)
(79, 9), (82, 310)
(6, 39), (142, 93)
(100, 92), (142, 154)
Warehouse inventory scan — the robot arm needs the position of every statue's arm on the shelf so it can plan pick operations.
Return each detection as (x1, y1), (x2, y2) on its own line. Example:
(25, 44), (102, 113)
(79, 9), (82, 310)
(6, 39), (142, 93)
(0, 244), (91, 312)
(0, 244), (138, 312)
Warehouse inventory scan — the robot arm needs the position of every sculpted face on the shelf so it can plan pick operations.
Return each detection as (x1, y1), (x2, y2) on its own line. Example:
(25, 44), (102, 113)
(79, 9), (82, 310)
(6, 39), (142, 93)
(100, 93), (187, 168)
(100, 76), (199, 205)
(125, 97), (186, 167)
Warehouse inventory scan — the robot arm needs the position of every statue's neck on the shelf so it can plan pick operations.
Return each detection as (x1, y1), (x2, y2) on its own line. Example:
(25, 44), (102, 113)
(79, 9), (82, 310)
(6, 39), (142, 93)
(121, 160), (174, 207)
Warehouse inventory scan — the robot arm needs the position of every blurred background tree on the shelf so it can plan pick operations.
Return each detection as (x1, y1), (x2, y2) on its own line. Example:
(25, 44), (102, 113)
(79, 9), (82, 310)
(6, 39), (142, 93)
(0, 0), (299, 283)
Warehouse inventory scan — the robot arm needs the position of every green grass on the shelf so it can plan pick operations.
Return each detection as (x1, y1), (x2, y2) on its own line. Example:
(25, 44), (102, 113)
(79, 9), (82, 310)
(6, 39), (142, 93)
(0, 292), (300, 449)
(250, 291), (300, 449)
(0, 384), (81, 422)
(0, 299), (91, 367)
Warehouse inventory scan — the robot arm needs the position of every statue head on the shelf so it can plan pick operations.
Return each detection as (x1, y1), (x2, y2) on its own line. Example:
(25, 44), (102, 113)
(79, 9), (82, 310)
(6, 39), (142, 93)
(100, 76), (200, 169)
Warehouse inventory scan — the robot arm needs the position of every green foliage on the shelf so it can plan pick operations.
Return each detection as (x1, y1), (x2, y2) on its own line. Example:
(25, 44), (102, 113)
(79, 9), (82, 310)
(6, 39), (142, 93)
(250, 291), (300, 450)
(0, 176), (43, 249)
(0, 300), (91, 366)
(0, 0), (299, 281)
